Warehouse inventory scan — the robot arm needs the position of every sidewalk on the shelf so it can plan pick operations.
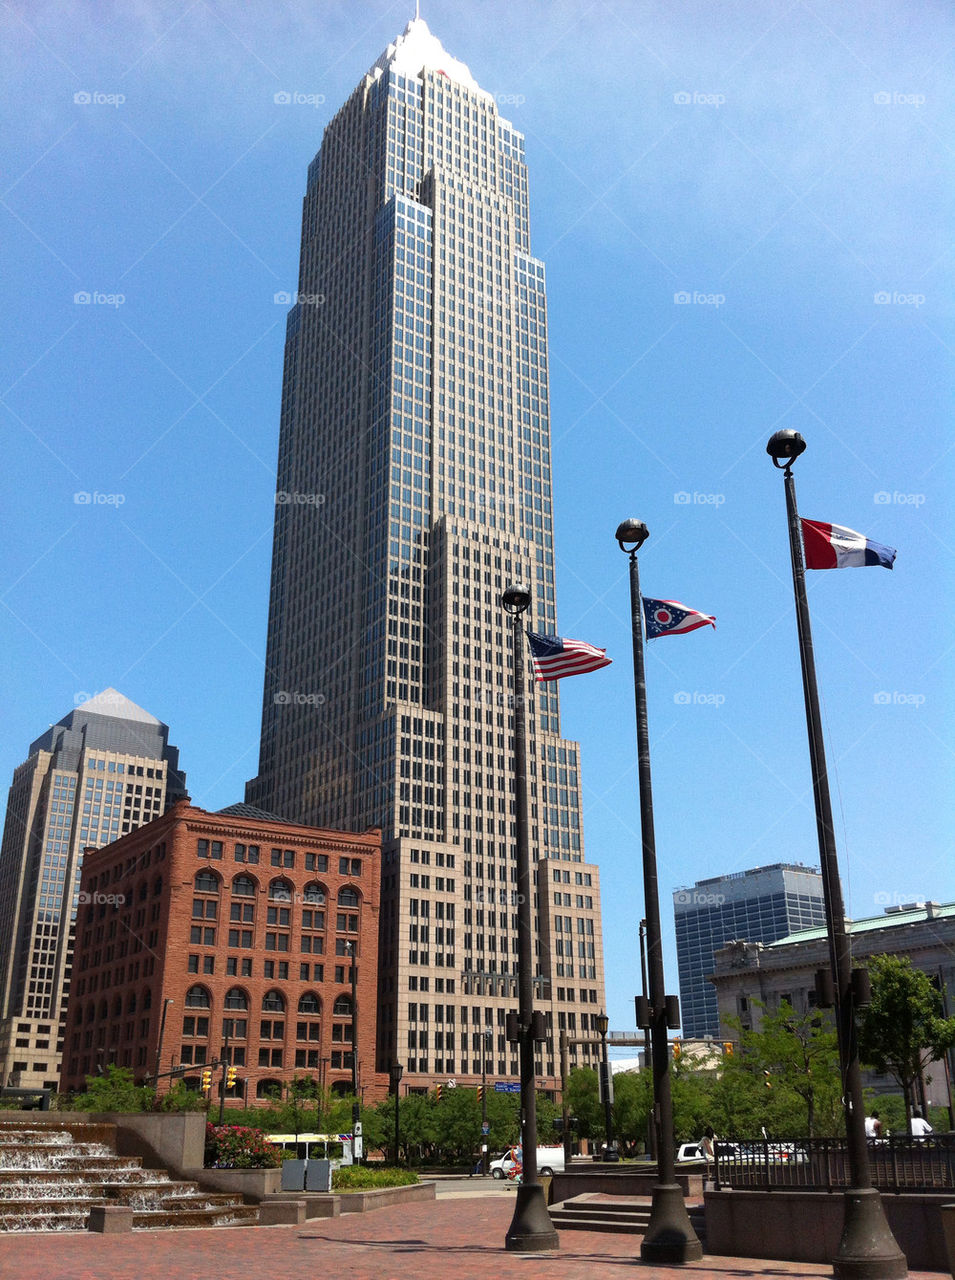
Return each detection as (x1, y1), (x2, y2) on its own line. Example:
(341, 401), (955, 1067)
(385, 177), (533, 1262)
(0, 1195), (940, 1280)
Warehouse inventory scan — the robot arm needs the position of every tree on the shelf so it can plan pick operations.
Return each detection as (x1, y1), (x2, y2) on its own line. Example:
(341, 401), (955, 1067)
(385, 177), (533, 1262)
(859, 954), (955, 1125)
(610, 1069), (652, 1154)
(71, 1064), (155, 1112)
(716, 1001), (842, 1138)
(565, 1067), (601, 1145)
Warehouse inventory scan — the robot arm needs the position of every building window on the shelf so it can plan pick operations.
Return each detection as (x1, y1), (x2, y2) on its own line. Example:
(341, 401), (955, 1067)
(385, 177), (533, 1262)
(184, 985), (211, 1009)
(262, 989), (285, 1013)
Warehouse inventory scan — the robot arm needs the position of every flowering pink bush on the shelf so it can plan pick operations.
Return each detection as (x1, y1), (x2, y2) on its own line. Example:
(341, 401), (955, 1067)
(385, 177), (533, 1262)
(204, 1122), (281, 1169)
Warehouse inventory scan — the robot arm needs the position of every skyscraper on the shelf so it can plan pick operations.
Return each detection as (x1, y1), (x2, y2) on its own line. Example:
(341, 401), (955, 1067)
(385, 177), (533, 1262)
(0, 689), (186, 1089)
(247, 18), (606, 1088)
(673, 863), (826, 1039)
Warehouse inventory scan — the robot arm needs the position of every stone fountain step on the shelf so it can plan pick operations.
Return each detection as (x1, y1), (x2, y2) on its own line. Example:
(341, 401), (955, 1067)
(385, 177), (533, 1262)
(131, 1205), (259, 1229)
(0, 1167), (167, 1185)
(0, 1123), (257, 1231)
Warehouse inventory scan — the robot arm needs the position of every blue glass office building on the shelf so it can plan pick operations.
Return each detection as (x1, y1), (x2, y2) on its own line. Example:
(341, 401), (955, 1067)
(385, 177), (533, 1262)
(674, 863), (826, 1038)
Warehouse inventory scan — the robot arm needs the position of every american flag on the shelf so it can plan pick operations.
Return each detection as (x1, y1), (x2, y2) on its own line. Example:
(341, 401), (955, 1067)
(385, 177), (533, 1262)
(526, 631), (612, 681)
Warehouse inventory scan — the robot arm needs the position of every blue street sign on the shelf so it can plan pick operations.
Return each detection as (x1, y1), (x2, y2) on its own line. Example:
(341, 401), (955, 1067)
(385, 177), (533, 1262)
(494, 1081), (521, 1093)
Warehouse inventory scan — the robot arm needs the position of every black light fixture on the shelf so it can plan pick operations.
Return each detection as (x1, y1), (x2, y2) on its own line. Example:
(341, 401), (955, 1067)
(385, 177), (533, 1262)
(616, 519), (702, 1263)
(767, 435), (905, 1280)
(389, 1061), (403, 1166)
(594, 1011), (615, 1161)
(501, 583), (559, 1253)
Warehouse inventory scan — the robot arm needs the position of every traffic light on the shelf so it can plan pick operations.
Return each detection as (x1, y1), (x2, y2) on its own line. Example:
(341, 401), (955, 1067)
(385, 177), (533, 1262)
(723, 1041), (734, 1057)
(225, 1065), (237, 1088)
(200, 1068), (212, 1092)
(435, 1084), (442, 1102)
(476, 1085), (484, 1104)
(672, 1040), (681, 1060)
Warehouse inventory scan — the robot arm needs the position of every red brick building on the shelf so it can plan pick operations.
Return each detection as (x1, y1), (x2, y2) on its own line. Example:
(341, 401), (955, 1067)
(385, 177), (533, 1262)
(60, 801), (384, 1105)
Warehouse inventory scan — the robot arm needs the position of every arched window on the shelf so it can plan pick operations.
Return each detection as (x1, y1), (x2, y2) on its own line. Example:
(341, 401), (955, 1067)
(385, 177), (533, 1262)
(333, 994), (352, 1017)
(262, 990), (285, 1013)
(185, 985), (211, 1008)
(224, 988), (248, 1011)
(256, 1078), (283, 1101)
(298, 992), (321, 1015)
(99, 1000), (108, 1020)
(194, 870), (220, 893)
(112, 996), (122, 1017)
(232, 874), (256, 897)
(142, 988), (151, 1010)
(127, 992), (137, 1014)
(269, 878), (292, 902)
(302, 882), (326, 905)
(337, 886), (359, 907)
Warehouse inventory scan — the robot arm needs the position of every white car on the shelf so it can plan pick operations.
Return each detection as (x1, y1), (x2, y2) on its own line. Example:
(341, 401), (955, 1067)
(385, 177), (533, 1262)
(489, 1146), (565, 1178)
(676, 1141), (740, 1162)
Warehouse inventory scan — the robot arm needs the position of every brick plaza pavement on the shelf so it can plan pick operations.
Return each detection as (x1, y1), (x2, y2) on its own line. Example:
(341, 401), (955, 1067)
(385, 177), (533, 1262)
(0, 1195), (938, 1280)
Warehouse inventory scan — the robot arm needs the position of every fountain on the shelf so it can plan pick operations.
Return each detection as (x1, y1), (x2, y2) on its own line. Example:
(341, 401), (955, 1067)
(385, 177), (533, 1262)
(0, 1122), (258, 1231)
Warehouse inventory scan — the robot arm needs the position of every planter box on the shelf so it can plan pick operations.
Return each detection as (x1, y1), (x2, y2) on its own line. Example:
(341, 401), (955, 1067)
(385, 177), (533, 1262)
(192, 1166), (282, 1202)
(705, 1188), (952, 1271)
(338, 1182), (435, 1213)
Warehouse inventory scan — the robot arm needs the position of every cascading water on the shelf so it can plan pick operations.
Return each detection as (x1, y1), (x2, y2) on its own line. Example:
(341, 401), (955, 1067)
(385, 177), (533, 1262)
(0, 1122), (258, 1231)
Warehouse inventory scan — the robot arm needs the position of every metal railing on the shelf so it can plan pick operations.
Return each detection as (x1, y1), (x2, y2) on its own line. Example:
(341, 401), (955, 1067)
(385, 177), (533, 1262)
(711, 1135), (955, 1194)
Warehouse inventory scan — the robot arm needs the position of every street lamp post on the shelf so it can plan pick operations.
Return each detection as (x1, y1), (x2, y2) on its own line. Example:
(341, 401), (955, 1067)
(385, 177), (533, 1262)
(501, 583), (559, 1253)
(153, 998), (174, 1086)
(767, 432), (906, 1280)
(595, 1011), (616, 1160)
(638, 920), (655, 1160)
(616, 519), (702, 1264)
(346, 939), (361, 1162)
(389, 1062), (403, 1165)
(482, 1027), (492, 1175)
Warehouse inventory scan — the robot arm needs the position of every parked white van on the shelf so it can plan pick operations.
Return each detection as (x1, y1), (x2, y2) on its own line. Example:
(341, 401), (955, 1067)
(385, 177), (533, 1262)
(490, 1145), (565, 1178)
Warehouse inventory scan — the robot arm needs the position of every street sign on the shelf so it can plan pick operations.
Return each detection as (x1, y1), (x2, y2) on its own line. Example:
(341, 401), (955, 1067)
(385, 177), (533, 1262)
(481, 1122), (490, 1134)
(494, 1081), (521, 1093)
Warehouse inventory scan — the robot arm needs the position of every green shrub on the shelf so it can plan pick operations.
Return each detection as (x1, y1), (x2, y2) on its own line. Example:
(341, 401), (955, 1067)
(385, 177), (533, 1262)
(72, 1065), (154, 1112)
(205, 1123), (282, 1169)
(155, 1082), (207, 1112)
(332, 1165), (419, 1190)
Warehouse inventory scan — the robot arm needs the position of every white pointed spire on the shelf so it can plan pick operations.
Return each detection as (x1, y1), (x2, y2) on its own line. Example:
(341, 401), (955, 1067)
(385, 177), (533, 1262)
(370, 16), (483, 93)
(73, 688), (161, 725)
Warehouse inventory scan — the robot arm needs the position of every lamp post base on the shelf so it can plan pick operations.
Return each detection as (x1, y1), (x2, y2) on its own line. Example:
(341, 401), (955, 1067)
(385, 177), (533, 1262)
(640, 1183), (704, 1264)
(832, 1188), (907, 1280)
(505, 1184), (560, 1253)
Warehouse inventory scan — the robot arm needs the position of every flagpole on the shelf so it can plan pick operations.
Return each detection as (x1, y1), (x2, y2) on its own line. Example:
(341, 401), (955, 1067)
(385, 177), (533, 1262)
(616, 519), (702, 1265)
(501, 583), (559, 1253)
(767, 431), (906, 1280)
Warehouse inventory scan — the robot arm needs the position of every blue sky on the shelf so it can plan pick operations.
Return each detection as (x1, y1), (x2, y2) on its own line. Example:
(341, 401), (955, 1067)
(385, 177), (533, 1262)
(2, 0), (952, 1047)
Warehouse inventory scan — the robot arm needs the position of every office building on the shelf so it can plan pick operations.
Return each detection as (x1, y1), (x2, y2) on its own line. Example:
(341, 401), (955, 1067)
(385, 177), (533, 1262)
(710, 901), (955, 1107)
(0, 689), (186, 1090)
(246, 17), (606, 1089)
(60, 802), (382, 1102)
(674, 863), (826, 1039)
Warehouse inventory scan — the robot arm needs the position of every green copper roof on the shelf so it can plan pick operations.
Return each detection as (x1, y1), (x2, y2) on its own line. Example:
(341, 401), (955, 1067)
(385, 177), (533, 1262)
(769, 901), (955, 947)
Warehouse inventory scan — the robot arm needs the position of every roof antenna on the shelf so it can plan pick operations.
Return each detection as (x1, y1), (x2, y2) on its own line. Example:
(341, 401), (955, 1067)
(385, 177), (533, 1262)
(415, 0), (421, 19)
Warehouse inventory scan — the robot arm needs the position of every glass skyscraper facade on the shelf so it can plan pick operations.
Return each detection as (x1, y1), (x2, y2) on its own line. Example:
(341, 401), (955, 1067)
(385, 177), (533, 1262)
(247, 19), (606, 1089)
(0, 690), (186, 1090)
(674, 863), (826, 1039)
